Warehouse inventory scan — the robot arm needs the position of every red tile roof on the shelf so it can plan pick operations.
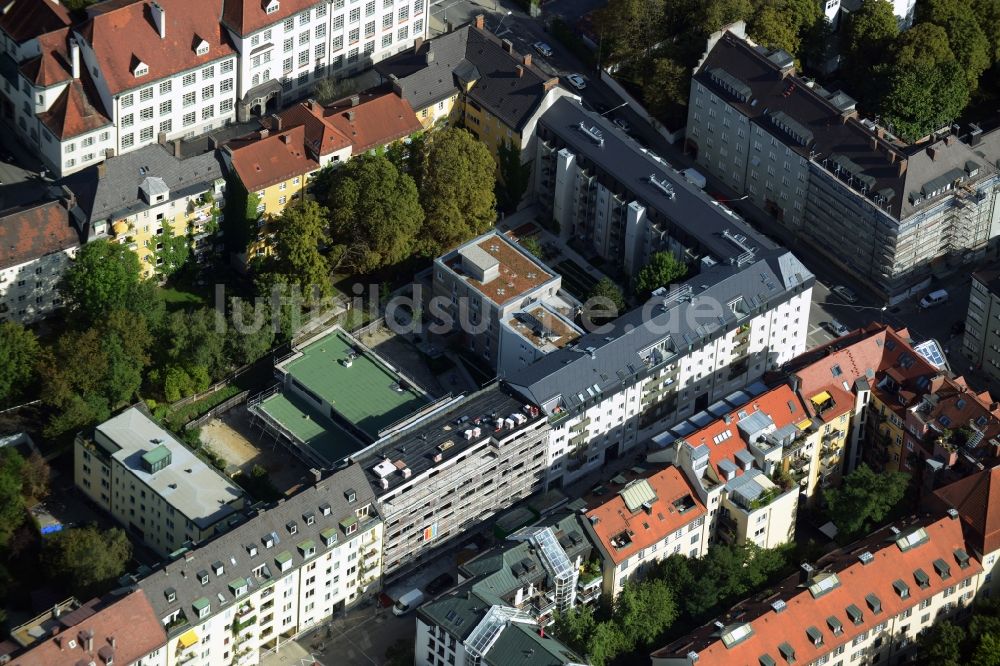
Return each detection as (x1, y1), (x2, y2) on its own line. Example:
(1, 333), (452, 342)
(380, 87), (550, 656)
(321, 92), (422, 153)
(221, 0), (316, 37)
(80, 0), (236, 96)
(228, 125), (320, 192)
(20, 28), (72, 87)
(10, 591), (166, 666)
(586, 466), (705, 565)
(0, 199), (80, 270)
(0, 0), (70, 44)
(934, 465), (1000, 556)
(276, 101), (351, 157)
(38, 70), (112, 139)
(653, 515), (980, 665)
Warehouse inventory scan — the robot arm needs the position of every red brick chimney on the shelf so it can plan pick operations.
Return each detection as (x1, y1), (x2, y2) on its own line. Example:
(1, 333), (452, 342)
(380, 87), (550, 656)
(501, 39), (513, 53)
(522, 53), (531, 67)
(516, 65), (524, 78)
(474, 14), (484, 30)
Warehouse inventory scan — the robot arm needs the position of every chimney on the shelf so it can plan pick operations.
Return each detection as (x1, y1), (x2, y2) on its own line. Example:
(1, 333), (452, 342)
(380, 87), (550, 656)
(172, 138), (181, 157)
(158, 130), (167, 145)
(413, 36), (424, 53)
(259, 129), (269, 139)
(280, 134), (290, 144)
(388, 72), (402, 94)
(927, 145), (938, 161)
(898, 157), (907, 177)
(70, 38), (80, 79)
(516, 65), (524, 78)
(109, 636), (117, 648)
(522, 53), (531, 67)
(271, 113), (283, 132)
(346, 110), (355, 121)
(969, 123), (983, 147)
(870, 135), (877, 151)
(97, 161), (107, 178)
(150, 1), (166, 39)
(307, 98), (317, 111)
(474, 14), (484, 30)
(543, 77), (558, 92)
(350, 94), (360, 107)
(60, 185), (76, 210)
(425, 49), (435, 64)
(799, 562), (815, 584)
(501, 38), (513, 54)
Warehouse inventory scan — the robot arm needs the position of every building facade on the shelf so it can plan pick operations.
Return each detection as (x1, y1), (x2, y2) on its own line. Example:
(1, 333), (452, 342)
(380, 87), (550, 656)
(687, 30), (1000, 304)
(74, 407), (247, 557)
(0, 195), (81, 323)
(138, 464), (383, 666)
(963, 269), (1000, 384)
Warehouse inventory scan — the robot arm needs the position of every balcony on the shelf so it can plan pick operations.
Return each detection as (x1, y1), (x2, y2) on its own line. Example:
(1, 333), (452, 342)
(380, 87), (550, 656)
(578, 586), (601, 603)
(570, 417), (591, 432)
(232, 615), (257, 634)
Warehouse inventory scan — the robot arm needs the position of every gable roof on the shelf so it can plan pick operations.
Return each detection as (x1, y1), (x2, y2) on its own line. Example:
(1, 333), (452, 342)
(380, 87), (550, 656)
(320, 91), (421, 153)
(934, 466), (1000, 556)
(220, 0), (317, 37)
(227, 124), (320, 192)
(0, 0), (70, 44)
(586, 466), (705, 565)
(37, 70), (112, 139)
(20, 28), (72, 87)
(0, 198), (80, 270)
(275, 101), (351, 157)
(10, 590), (166, 666)
(80, 0), (236, 96)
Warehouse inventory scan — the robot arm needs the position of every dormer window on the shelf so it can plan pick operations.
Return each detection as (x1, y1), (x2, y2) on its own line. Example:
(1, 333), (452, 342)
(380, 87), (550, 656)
(195, 39), (209, 56)
(133, 61), (149, 78)
(265, 0), (279, 13)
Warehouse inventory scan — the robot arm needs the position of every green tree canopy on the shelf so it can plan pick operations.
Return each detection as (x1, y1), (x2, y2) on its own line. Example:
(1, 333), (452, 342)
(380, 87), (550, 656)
(61, 239), (143, 324)
(165, 307), (230, 381)
(641, 56), (690, 123)
(226, 298), (277, 367)
(920, 0), (991, 88)
(419, 128), (497, 255)
(0, 448), (27, 547)
(595, 0), (666, 65)
(154, 223), (191, 278)
(38, 328), (112, 436)
(0, 321), (40, 406)
(916, 619), (964, 666)
(823, 464), (909, 538)
(971, 0), (1000, 64)
(327, 153), (424, 274)
(271, 199), (333, 300)
(843, 0), (898, 86)
(588, 277), (626, 323)
(747, 0), (823, 58)
(43, 526), (132, 597)
(634, 252), (688, 298)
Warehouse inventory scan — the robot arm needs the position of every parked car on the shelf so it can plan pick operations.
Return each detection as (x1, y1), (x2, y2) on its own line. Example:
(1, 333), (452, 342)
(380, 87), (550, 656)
(823, 320), (851, 337)
(392, 589), (425, 616)
(612, 116), (630, 132)
(566, 74), (587, 90)
(830, 285), (858, 304)
(426, 573), (456, 596)
(919, 289), (949, 309)
(532, 41), (553, 57)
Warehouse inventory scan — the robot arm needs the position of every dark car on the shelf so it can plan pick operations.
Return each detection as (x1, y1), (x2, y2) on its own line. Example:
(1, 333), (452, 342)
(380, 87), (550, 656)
(426, 573), (456, 596)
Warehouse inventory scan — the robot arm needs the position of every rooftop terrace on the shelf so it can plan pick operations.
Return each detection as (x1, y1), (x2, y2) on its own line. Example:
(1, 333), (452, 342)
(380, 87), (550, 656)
(441, 232), (556, 307)
(505, 303), (582, 353)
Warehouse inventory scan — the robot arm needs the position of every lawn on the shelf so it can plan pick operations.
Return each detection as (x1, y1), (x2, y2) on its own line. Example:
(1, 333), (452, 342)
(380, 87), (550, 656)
(158, 286), (209, 312)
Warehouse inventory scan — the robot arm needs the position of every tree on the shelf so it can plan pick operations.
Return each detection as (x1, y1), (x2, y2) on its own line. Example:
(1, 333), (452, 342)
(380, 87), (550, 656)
(879, 24), (969, 142)
(419, 128), (497, 255)
(586, 621), (629, 666)
(165, 308), (230, 381)
(37, 328), (113, 436)
(101, 310), (152, 407)
(227, 298), (277, 367)
(271, 199), (333, 299)
(642, 56), (690, 122)
(595, 0), (666, 65)
(0, 321), (40, 405)
(616, 579), (677, 647)
(634, 252), (688, 298)
(972, 634), (1000, 666)
(327, 153), (424, 274)
(843, 0), (898, 86)
(823, 464), (909, 538)
(312, 77), (353, 104)
(21, 451), (51, 502)
(519, 237), (544, 259)
(554, 605), (598, 655)
(61, 239), (143, 324)
(496, 140), (532, 214)
(0, 448), (26, 547)
(916, 620), (964, 666)
(154, 222), (191, 278)
(971, 0), (1000, 64)
(43, 526), (132, 597)
(588, 277), (626, 324)
(747, 0), (823, 58)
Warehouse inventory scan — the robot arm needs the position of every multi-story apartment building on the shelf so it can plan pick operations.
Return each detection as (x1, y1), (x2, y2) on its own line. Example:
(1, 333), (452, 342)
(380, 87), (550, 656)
(377, 15), (575, 158)
(0, 194), (81, 323)
(354, 384), (552, 579)
(224, 91), (420, 260)
(2, 0), (426, 178)
(432, 230), (571, 369)
(687, 29), (1000, 304)
(963, 269), (1000, 383)
(497, 300), (584, 376)
(74, 407), (247, 557)
(657, 384), (800, 548)
(582, 466), (710, 598)
(5, 591), (167, 666)
(651, 511), (983, 666)
(414, 513), (591, 666)
(64, 143), (225, 278)
(138, 463), (383, 665)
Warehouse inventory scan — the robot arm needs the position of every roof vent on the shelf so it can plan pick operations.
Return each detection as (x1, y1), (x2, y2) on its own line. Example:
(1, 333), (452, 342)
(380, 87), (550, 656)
(771, 599), (787, 613)
(858, 551), (874, 565)
(946, 508), (959, 520)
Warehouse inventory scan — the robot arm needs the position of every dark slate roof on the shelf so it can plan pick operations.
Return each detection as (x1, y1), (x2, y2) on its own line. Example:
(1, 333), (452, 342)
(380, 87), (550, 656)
(539, 97), (778, 263)
(62, 144), (225, 224)
(138, 463), (378, 631)
(696, 31), (1000, 221)
(376, 22), (556, 131)
(0, 197), (81, 270)
(506, 251), (812, 410)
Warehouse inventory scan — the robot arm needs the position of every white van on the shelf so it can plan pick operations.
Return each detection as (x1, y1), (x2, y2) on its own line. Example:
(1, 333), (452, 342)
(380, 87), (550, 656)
(392, 589), (425, 616)
(919, 289), (949, 309)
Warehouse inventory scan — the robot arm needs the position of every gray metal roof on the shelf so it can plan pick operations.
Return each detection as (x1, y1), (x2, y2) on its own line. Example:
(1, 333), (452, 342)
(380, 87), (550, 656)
(62, 143), (225, 224)
(138, 463), (378, 630)
(538, 96), (778, 263)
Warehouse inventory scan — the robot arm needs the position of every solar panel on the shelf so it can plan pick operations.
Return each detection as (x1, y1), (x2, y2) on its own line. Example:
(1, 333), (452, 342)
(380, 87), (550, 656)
(914, 340), (947, 369)
(464, 605), (535, 657)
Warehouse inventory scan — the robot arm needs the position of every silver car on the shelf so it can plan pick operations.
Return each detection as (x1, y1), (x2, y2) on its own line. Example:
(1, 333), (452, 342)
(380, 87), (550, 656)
(566, 74), (587, 90)
(830, 285), (858, 304)
(823, 320), (851, 337)
(532, 41), (553, 57)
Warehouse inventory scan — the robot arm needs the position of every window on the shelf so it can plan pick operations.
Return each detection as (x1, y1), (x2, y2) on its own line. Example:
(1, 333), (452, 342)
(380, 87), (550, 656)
(299, 31), (310, 45)
(333, 14), (344, 30)
(121, 93), (134, 108)
(202, 105), (214, 120)
(299, 11), (309, 25)
(122, 113), (134, 128)
(183, 92), (196, 107)
(159, 100), (172, 115)
(382, 13), (393, 28)
(364, 40), (374, 54)
(349, 27), (359, 43)
(382, 33), (392, 47)
(159, 119), (172, 133)
(202, 66), (214, 79)
(202, 85), (214, 100)
(284, 37), (294, 52)
(397, 25), (407, 40)
(183, 73), (196, 86)
(398, 5), (408, 20)
(314, 43), (326, 58)
(183, 112), (196, 126)
(139, 87), (153, 102)
(220, 78), (233, 93)
(220, 99), (234, 113)
(134, 64), (148, 77)
(278, 195), (287, 205)
(221, 59), (234, 74)
(365, 0), (375, 15)
(122, 133), (134, 147)
(348, 47), (359, 62)
(350, 7), (360, 22)
(315, 23), (326, 39)
(316, 2), (327, 16)
(140, 127), (154, 141)
(365, 20), (375, 37)
(283, 17), (294, 31)
(140, 107), (153, 120)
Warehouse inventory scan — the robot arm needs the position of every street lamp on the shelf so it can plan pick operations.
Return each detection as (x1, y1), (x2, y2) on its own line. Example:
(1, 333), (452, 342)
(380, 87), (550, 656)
(494, 10), (512, 35)
(600, 101), (628, 117)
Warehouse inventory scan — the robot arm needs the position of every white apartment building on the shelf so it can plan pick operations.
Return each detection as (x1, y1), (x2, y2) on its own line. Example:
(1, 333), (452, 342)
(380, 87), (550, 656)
(74, 407), (247, 557)
(138, 463), (383, 666)
(0, 194), (81, 324)
(652, 511), (985, 666)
